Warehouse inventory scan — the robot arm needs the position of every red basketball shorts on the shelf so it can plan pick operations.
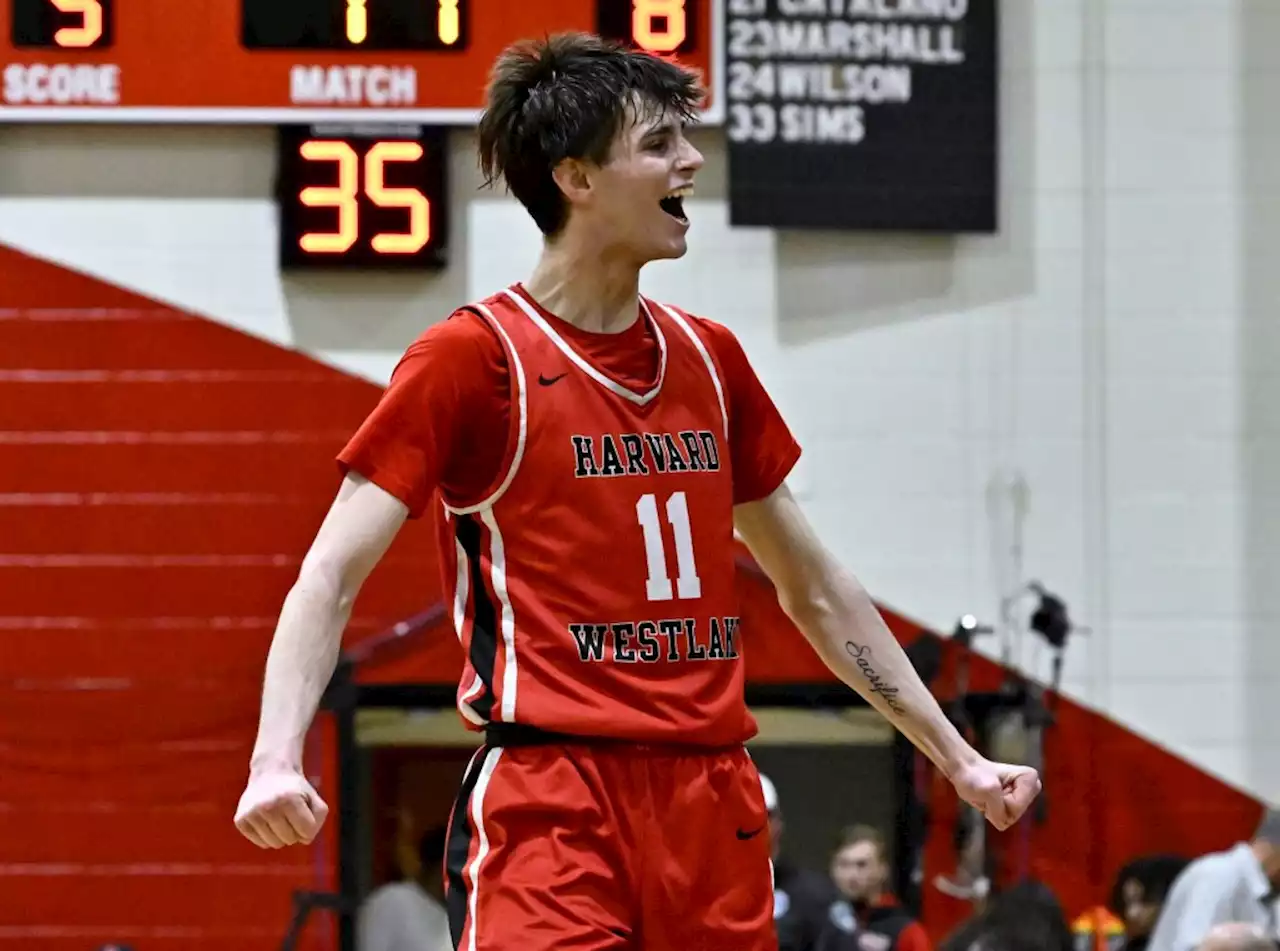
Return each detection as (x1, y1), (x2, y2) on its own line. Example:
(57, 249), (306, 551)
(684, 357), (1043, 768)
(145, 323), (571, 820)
(443, 738), (777, 951)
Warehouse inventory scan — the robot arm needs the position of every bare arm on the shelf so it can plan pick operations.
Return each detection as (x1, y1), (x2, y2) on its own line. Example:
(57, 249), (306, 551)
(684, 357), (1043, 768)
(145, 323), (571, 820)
(248, 472), (408, 775)
(734, 483), (978, 779)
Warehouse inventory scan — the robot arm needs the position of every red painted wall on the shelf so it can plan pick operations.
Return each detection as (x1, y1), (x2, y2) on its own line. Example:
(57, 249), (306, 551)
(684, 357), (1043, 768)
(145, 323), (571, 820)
(0, 245), (1264, 949)
(0, 246), (437, 951)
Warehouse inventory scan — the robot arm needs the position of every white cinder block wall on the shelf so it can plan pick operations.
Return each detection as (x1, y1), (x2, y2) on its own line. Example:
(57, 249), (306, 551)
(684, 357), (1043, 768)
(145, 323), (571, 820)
(0, 0), (1276, 800)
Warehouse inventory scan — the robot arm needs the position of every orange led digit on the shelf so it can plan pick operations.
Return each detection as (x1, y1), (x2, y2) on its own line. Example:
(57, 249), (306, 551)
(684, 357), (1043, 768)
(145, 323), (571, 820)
(365, 141), (431, 254)
(345, 0), (368, 44)
(299, 140), (360, 253)
(632, 0), (685, 54)
(52, 0), (104, 48)
(438, 0), (461, 46)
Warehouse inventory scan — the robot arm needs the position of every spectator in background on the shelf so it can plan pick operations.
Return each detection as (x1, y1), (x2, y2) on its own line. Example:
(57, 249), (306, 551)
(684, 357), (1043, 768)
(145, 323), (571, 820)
(941, 879), (1074, 951)
(941, 931), (1044, 951)
(817, 825), (931, 951)
(1148, 809), (1280, 951)
(1112, 855), (1194, 951)
(762, 772), (837, 951)
(357, 825), (451, 951)
(984, 880), (1076, 951)
(1075, 854), (1192, 951)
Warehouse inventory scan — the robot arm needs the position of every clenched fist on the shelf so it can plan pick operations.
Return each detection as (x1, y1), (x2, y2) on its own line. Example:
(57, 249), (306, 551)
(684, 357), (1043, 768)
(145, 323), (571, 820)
(234, 768), (329, 849)
(950, 758), (1042, 832)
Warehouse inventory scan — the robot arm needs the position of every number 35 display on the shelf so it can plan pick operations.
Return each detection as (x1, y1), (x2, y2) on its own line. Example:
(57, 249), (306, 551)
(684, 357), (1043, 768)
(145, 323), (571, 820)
(275, 125), (449, 270)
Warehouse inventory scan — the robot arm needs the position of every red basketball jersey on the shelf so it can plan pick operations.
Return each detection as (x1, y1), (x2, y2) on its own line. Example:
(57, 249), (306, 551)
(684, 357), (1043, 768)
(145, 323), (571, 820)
(436, 286), (755, 747)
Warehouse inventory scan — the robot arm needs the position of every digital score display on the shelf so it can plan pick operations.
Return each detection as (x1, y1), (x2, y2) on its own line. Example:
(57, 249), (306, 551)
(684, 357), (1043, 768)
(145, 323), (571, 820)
(10, 0), (112, 49)
(724, 0), (998, 233)
(242, 0), (468, 52)
(276, 125), (449, 270)
(596, 0), (698, 56)
(0, 0), (723, 124)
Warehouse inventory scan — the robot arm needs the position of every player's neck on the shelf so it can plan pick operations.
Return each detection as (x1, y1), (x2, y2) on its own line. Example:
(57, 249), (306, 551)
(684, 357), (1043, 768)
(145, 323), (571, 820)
(524, 240), (641, 335)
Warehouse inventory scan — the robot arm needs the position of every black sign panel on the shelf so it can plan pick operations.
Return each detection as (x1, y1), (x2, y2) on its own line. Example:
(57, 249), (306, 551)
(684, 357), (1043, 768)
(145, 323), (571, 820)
(725, 0), (998, 233)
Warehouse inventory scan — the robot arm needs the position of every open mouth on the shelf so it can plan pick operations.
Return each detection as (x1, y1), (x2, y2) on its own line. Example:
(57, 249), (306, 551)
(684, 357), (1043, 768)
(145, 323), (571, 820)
(659, 185), (693, 223)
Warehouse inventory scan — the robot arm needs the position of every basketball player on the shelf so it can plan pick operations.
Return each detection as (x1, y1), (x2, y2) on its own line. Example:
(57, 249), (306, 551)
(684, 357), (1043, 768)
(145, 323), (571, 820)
(234, 33), (1041, 951)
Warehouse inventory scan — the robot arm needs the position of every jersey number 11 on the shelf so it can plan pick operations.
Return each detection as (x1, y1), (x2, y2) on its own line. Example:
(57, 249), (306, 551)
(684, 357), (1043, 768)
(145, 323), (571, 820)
(636, 491), (702, 602)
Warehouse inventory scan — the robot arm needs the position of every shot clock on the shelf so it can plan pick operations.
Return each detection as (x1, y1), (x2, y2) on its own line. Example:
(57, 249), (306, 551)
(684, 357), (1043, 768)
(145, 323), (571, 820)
(276, 125), (449, 270)
(0, 0), (722, 123)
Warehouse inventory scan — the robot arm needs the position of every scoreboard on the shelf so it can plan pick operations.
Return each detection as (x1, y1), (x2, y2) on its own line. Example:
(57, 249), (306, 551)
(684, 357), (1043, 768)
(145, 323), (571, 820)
(0, 0), (725, 123)
(0, 0), (1002, 265)
(1, 0), (724, 269)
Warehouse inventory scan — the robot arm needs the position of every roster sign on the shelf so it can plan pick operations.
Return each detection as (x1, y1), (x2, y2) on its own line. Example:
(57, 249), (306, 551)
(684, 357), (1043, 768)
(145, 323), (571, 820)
(725, 0), (999, 233)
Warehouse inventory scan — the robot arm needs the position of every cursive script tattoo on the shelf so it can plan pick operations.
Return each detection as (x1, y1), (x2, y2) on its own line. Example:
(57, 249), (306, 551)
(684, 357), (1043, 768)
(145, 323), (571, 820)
(844, 640), (908, 717)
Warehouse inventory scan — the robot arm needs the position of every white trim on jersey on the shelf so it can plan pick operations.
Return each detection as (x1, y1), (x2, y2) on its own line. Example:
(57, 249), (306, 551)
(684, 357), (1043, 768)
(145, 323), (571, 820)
(501, 287), (669, 406)
(451, 537), (470, 639)
(442, 302), (529, 517)
(440, 302), (526, 727)
(654, 302), (730, 440)
(452, 535), (488, 726)
(480, 507), (519, 723)
(464, 747), (504, 951)
(458, 674), (486, 725)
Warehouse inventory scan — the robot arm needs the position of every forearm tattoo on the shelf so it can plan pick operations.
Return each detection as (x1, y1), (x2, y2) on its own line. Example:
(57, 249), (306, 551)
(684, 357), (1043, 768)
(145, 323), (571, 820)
(844, 639), (908, 717)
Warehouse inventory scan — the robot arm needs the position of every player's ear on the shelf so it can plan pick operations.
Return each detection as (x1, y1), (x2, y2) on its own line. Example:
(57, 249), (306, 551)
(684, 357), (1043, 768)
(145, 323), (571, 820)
(552, 157), (593, 206)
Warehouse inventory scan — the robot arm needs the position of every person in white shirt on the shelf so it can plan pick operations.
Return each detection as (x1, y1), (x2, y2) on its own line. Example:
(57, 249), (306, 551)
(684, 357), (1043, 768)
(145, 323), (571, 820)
(1148, 810), (1280, 951)
(357, 825), (452, 951)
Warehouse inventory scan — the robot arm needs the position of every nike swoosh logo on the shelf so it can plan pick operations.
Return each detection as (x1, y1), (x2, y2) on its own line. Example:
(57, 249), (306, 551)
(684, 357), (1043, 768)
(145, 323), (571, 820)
(538, 372), (568, 386)
(736, 825), (766, 841)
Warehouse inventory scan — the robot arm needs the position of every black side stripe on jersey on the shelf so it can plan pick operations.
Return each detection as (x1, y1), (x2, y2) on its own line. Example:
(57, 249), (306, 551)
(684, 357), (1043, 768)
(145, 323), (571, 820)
(455, 513), (498, 722)
(444, 749), (489, 949)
